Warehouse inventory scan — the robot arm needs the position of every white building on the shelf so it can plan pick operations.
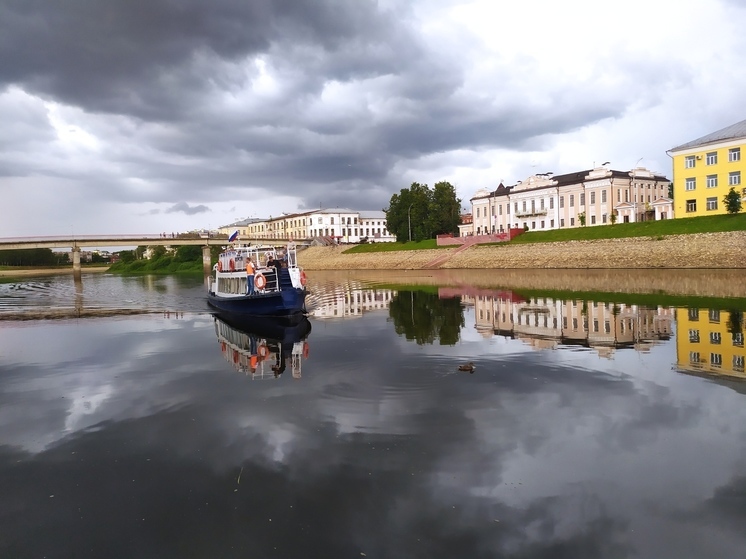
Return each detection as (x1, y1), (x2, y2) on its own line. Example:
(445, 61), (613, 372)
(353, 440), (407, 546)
(470, 165), (672, 234)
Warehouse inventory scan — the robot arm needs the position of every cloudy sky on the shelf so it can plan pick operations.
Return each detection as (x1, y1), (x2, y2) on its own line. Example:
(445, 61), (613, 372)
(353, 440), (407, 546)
(1, 0), (745, 237)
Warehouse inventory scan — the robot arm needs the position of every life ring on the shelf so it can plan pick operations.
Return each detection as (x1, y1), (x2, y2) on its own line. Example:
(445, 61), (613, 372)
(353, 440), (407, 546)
(302, 341), (310, 359)
(217, 260), (223, 272)
(299, 270), (307, 286)
(258, 344), (269, 359)
(254, 273), (266, 290)
(229, 259), (235, 272)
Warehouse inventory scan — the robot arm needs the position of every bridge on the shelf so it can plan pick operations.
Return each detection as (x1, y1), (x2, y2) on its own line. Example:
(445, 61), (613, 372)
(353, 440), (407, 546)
(0, 234), (308, 275)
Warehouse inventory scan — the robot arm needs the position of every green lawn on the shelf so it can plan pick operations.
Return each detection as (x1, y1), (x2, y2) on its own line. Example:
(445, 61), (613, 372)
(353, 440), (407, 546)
(344, 239), (443, 253)
(509, 213), (746, 244)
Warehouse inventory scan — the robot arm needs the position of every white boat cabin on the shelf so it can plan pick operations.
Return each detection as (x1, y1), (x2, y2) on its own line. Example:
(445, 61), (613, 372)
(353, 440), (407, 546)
(209, 243), (305, 297)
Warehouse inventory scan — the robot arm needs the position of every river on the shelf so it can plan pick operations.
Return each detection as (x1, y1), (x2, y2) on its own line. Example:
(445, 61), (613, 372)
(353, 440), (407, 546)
(1, 270), (745, 558)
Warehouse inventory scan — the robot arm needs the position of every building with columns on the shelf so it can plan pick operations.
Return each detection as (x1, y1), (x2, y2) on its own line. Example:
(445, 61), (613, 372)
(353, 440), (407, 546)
(470, 165), (672, 234)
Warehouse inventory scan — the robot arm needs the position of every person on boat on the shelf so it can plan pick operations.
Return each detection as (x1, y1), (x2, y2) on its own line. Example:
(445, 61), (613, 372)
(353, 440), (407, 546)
(246, 258), (256, 295)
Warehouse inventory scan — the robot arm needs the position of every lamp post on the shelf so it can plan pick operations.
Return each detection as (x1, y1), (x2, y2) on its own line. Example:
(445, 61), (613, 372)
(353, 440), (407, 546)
(408, 203), (413, 242)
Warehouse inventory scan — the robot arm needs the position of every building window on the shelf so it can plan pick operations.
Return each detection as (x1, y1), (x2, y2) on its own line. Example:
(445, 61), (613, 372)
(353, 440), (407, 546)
(709, 309), (720, 322)
(689, 308), (699, 320)
(685, 177), (696, 191)
(550, 197), (554, 209)
(498, 204), (502, 215)
(734, 332), (744, 347)
(734, 355), (745, 371)
(590, 215), (596, 224)
(729, 147), (741, 162)
(531, 200), (535, 212)
(706, 175), (718, 188)
(514, 202), (518, 213)
(711, 353), (722, 367)
(560, 218), (565, 227)
(522, 201), (527, 212)
(710, 331), (722, 344)
(541, 220), (545, 228)
(580, 193), (585, 206)
(570, 217), (575, 226)
(689, 351), (700, 364)
(559, 196), (564, 208)
(602, 213), (607, 223)
(590, 191), (595, 204)
(601, 190), (607, 203)
(476, 208), (480, 218)
(686, 199), (697, 212)
(706, 197), (718, 211)
(540, 198), (545, 210)
(729, 171), (741, 186)
(550, 219), (554, 227)
(706, 152), (717, 165)
(685, 155), (696, 168)
(569, 194), (574, 207)
(689, 329), (700, 343)
(506, 204), (510, 215)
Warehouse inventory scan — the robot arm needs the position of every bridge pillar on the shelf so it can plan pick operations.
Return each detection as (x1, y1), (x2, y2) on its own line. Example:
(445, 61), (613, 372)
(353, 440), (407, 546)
(202, 246), (212, 274)
(72, 247), (81, 278)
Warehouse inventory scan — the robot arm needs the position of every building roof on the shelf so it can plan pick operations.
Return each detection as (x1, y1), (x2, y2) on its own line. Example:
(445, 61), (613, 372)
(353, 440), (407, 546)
(220, 217), (265, 228)
(670, 118), (746, 152)
(359, 210), (386, 219)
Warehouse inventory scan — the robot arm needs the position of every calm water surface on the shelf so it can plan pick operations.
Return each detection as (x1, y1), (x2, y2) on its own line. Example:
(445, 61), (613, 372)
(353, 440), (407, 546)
(1, 271), (745, 558)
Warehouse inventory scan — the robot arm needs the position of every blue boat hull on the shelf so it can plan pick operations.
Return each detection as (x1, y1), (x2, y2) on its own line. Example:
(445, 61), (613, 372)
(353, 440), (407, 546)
(207, 288), (306, 316)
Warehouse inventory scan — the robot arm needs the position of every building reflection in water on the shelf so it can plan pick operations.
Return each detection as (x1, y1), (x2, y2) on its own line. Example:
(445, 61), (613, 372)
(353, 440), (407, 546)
(213, 315), (312, 380)
(308, 282), (395, 319)
(462, 290), (673, 359)
(676, 308), (745, 380)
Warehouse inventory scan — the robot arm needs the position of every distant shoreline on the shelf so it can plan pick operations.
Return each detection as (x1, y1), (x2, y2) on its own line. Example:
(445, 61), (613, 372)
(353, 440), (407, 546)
(0, 267), (110, 277)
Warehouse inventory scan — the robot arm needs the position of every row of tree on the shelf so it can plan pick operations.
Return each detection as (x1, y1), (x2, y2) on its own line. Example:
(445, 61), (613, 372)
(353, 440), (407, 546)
(0, 248), (69, 266)
(384, 181), (462, 242)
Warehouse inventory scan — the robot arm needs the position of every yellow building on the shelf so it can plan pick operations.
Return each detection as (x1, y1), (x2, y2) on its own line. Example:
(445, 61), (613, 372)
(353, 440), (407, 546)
(668, 118), (746, 217)
(675, 308), (745, 379)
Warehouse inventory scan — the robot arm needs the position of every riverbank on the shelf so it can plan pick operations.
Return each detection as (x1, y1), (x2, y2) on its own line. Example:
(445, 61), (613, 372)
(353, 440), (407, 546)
(0, 267), (110, 278)
(298, 231), (746, 271)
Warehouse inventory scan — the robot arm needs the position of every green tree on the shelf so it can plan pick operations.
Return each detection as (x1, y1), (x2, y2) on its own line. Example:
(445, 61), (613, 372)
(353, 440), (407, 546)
(723, 187), (743, 214)
(385, 181), (461, 242)
(429, 181), (462, 237)
(175, 245), (202, 262)
(578, 212), (586, 226)
(118, 250), (136, 263)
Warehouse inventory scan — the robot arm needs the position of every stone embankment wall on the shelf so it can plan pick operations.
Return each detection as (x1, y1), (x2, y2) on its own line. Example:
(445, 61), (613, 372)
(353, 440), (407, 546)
(299, 231), (746, 270)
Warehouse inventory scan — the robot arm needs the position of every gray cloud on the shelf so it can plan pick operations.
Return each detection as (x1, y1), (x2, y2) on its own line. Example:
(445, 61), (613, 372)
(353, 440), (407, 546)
(165, 201), (210, 215)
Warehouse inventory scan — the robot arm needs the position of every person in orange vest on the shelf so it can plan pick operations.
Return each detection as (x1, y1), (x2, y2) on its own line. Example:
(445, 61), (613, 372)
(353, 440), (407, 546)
(246, 258), (256, 294)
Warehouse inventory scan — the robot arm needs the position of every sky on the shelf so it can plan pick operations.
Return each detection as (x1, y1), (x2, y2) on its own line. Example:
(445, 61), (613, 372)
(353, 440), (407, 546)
(1, 0), (745, 237)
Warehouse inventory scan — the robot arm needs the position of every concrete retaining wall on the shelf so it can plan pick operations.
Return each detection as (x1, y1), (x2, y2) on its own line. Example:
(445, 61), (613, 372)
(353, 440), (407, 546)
(298, 231), (746, 270)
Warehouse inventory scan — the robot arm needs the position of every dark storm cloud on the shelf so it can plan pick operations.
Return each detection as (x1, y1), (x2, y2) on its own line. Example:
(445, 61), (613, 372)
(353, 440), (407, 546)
(0, 0), (403, 119)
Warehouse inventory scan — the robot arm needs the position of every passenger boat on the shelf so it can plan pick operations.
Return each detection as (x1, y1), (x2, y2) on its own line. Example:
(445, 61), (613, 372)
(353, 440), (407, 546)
(213, 313), (312, 379)
(207, 240), (307, 316)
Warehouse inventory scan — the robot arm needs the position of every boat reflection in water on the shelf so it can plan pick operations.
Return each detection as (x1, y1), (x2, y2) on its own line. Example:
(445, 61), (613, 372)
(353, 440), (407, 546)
(213, 313), (312, 379)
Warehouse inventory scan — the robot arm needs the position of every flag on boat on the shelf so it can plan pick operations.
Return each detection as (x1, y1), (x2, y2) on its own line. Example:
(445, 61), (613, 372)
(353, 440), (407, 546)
(228, 230), (239, 242)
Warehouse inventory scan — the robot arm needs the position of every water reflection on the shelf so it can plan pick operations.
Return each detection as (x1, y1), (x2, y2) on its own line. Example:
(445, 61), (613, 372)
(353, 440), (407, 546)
(213, 313), (312, 379)
(466, 293), (673, 357)
(305, 277), (746, 380)
(677, 308), (745, 379)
